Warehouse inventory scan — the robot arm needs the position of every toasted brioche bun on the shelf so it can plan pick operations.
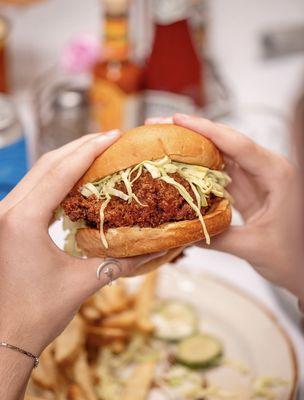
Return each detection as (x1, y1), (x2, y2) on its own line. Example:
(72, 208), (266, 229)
(78, 124), (224, 186)
(76, 199), (231, 258)
(71, 124), (231, 259)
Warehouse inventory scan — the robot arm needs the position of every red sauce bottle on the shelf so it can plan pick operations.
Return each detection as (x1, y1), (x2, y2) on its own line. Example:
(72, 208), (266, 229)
(144, 0), (205, 119)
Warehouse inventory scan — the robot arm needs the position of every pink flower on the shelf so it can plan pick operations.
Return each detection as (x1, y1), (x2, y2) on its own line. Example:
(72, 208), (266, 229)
(61, 33), (101, 74)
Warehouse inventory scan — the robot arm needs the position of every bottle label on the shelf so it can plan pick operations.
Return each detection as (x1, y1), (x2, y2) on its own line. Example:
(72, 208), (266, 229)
(90, 79), (141, 131)
(144, 90), (197, 119)
(0, 136), (28, 200)
(104, 17), (129, 59)
(153, 0), (189, 25)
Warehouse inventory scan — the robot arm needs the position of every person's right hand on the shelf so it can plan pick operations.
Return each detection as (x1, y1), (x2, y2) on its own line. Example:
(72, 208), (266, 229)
(147, 114), (304, 302)
(0, 131), (163, 359)
(0, 131), (167, 400)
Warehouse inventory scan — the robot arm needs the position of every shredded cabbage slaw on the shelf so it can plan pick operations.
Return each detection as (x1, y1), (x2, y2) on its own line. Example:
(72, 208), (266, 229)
(80, 156), (231, 248)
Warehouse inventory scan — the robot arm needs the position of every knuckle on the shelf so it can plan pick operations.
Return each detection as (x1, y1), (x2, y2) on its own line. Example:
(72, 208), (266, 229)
(47, 161), (65, 180)
(237, 135), (254, 154)
(1, 203), (39, 231)
(1, 208), (20, 233)
(201, 118), (215, 129)
(0, 201), (5, 218)
(216, 122), (231, 131)
(119, 258), (133, 276)
(19, 204), (40, 222)
(82, 138), (101, 152)
(66, 141), (94, 162)
(275, 157), (294, 179)
(36, 150), (55, 166)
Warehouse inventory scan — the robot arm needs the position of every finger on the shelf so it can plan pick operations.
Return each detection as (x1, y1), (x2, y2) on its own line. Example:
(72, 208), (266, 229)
(68, 252), (166, 300)
(145, 117), (173, 125)
(225, 161), (265, 218)
(173, 114), (279, 178)
(196, 226), (260, 262)
(1, 133), (100, 209)
(21, 130), (122, 222)
(133, 247), (184, 276)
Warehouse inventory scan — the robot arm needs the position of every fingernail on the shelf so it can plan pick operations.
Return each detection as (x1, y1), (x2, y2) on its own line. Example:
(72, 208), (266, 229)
(145, 118), (157, 124)
(146, 117), (172, 124)
(174, 113), (190, 120)
(93, 130), (121, 142)
(146, 117), (164, 122)
(104, 129), (121, 138)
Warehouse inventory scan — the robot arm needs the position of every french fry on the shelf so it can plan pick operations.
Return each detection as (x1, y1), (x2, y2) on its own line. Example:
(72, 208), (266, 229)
(109, 339), (126, 354)
(135, 272), (158, 332)
(54, 372), (69, 400)
(25, 378), (55, 400)
(101, 310), (136, 329)
(121, 360), (156, 400)
(93, 280), (129, 315)
(67, 384), (87, 400)
(87, 326), (128, 346)
(73, 351), (97, 400)
(127, 292), (136, 307)
(28, 273), (161, 400)
(32, 344), (57, 390)
(54, 388), (67, 400)
(80, 304), (101, 323)
(85, 341), (100, 365)
(95, 349), (122, 399)
(54, 314), (85, 364)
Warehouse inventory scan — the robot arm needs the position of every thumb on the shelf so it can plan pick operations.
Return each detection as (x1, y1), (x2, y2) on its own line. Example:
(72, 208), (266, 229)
(196, 226), (259, 262)
(68, 252), (166, 301)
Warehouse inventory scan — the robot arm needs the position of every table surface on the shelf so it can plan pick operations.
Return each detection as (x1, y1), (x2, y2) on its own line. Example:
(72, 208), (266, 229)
(2, 0), (304, 394)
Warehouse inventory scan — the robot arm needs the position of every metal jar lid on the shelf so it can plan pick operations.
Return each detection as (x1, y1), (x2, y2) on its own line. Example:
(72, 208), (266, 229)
(52, 85), (88, 111)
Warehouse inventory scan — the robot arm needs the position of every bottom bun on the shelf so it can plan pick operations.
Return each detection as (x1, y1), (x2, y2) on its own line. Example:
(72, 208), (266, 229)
(76, 199), (231, 258)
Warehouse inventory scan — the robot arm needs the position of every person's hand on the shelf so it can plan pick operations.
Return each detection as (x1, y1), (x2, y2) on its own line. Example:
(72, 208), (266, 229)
(147, 114), (304, 301)
(0, 131), (163, 358)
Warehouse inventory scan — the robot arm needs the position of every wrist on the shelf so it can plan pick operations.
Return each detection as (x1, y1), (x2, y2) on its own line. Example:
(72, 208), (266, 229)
(0, 342), (36, 369)
(1, 342), (39, 368)
(0, 318), (46, 356)
(0, 342), (34, 400)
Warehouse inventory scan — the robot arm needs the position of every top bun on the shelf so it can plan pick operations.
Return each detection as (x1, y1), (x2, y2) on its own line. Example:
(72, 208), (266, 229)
(79, 124), (223, 185)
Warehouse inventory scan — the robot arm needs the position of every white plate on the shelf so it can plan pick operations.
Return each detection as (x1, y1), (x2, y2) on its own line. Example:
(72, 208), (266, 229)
(150, 265), (298, 400)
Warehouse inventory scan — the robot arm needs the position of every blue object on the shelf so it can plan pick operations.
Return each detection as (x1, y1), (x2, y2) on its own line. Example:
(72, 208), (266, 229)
(0, 137), (28, 200)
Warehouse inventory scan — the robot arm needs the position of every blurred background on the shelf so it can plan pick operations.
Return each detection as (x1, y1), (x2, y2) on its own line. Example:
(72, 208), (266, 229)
(1, 0), (304, 164)
(0, 0), (304, 396)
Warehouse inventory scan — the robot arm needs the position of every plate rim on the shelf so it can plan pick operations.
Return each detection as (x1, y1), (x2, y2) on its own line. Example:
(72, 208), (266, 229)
(169, 267), (299, 399)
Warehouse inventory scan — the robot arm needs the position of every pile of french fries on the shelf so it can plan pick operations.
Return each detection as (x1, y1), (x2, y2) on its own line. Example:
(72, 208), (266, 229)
(26, 272), (158, 400)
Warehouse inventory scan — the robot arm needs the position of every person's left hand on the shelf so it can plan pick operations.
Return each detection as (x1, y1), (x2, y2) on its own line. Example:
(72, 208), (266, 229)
(0, 131), (163, 358)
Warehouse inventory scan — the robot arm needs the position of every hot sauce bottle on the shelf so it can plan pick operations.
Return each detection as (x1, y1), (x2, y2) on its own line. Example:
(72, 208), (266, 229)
(90, 0), (143, 131)
(144, 0), (205, 119)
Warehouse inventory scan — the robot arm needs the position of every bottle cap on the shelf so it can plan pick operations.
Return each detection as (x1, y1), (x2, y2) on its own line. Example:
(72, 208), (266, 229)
(103, 0), (129, 16)
(153, 0), (189, 25)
